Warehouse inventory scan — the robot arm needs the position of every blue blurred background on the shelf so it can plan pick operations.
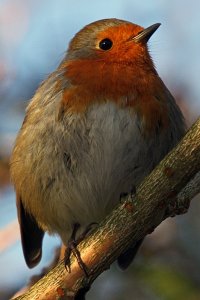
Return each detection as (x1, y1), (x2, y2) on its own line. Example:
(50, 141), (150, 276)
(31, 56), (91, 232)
(0, 0), (200, 299)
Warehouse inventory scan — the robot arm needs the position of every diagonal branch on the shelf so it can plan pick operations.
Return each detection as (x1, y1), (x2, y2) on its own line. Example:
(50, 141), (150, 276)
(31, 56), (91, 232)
(13, 118), (200, 300)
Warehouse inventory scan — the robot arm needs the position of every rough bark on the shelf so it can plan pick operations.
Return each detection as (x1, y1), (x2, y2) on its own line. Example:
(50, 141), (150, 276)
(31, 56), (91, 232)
(13, 118), (200, 300)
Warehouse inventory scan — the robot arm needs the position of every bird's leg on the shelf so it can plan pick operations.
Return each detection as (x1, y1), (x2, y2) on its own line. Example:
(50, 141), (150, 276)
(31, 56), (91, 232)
(64, 222), (97, 276)
(64, 223), (86, 274)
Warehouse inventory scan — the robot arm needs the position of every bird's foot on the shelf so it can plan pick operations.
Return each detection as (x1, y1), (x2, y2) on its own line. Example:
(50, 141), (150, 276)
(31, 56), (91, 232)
(64, 222), (98, 276)
(120, 185), (136, 202)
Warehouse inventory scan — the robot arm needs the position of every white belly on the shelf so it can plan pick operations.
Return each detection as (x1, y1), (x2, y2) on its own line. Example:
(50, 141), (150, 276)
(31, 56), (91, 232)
(12, 102), (172, 244)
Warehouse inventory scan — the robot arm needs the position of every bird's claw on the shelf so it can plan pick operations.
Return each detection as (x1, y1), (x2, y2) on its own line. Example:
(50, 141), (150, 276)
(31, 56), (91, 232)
(120, 185), (136, 202)
(64, 222), (98, 276)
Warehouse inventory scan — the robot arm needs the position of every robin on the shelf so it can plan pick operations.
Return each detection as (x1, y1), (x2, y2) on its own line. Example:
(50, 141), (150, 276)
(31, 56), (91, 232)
(10, 18), (185, 272)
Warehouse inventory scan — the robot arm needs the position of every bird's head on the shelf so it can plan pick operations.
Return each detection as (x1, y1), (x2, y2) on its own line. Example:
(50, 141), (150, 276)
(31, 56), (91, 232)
(60, 19), (160, 97)
(58, 19), (164, 125)
(66, 18), (160, 64)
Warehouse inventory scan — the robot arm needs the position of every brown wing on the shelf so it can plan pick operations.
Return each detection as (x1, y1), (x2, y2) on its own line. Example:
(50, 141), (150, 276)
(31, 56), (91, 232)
(17, 194), (44, 268)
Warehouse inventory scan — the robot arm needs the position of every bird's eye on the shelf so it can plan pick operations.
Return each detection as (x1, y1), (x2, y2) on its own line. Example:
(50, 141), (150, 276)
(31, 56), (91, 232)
(99, 38), (113, 50)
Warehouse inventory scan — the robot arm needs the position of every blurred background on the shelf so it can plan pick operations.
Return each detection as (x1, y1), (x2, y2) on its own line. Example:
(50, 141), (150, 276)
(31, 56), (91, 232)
(0, 0), (200, 299)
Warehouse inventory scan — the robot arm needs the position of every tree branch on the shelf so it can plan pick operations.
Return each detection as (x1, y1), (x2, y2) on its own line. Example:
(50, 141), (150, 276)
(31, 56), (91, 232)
(13, 118), (200, 300)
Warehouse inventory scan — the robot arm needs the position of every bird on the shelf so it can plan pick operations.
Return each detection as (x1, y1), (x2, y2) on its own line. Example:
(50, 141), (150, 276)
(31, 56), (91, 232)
(10, 18), (185, 272)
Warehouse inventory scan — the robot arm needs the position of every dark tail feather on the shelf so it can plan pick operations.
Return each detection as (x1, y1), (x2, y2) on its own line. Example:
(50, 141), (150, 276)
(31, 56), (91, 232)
(117, 238), (144, 270)
(17, 195), (44, 268)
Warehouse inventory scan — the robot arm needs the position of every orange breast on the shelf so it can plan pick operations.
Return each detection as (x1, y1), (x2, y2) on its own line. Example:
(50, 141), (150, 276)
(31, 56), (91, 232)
(58, 58), (169, 135)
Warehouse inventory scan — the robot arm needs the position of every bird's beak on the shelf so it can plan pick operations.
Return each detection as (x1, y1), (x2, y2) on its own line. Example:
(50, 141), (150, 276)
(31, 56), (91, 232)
(132, 23), (161, 43)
